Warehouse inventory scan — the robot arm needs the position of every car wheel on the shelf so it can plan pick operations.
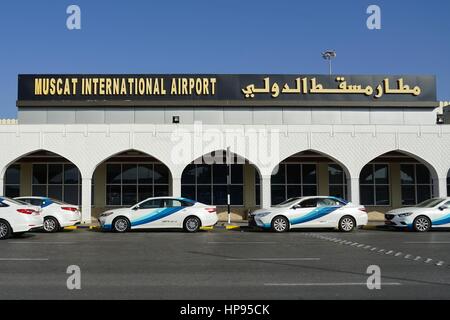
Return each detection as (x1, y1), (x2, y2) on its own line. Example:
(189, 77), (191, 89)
(413, 216), (431, 232)
(0, 220), (12, 240)
(184, 216), (201, 233)
(271, 216), (289, 233)
(112, 217), (130, 233)
(43, 217), (60, 233)
(339, 216), (356, 232)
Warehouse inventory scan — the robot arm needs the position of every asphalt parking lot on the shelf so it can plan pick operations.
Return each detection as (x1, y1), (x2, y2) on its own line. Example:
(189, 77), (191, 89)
(1, 227), (450, 300)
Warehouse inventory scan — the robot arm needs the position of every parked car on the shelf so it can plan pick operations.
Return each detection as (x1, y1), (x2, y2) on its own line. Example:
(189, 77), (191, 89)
(248, 196), (368, 232)
(98, 197), (217, 233)
(15, 196), (81, 232)
(385, 197), (450, 232)
(0, 197), (43, 239)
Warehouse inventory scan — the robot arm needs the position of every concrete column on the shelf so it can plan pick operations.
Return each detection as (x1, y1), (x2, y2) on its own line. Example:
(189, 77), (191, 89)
(243, 165), (256, 208)
(171, 177), (182, 198)
(437, 177), (448, 198)
(260, 175), (271, 209)
(20, 163), (32, 196)
(348, 177), (360, 205)
(81, 177), (92, 223)
(93, 164), (106, 207)
(0, 177), (4, 196)
(318, 163), (329, 196)
(390, 163), (402, 208)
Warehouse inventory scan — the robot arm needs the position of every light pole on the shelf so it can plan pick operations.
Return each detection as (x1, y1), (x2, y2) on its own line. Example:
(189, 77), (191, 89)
(322, 50), (337, 75)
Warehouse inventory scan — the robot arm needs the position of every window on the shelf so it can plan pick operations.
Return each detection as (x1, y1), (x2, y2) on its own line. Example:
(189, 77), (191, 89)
(139, 199), (162, 209)
(4, 165), (20, 198)
(400, 164), (433, 206)
(300, 198), (318, 208)
(271, 163), (317, 205)
(106, 163), (170, 206)
(317, 198), (343, 207)
(181, 164), (244, 205)
(255, 173), (260, 206)
(328, 164), (348, 200)
(360, 164), (390, 206)
(32, 164), (81, 205)
(447, 170), (450, 197)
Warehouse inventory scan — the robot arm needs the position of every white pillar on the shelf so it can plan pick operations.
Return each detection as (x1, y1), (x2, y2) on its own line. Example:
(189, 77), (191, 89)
(81, 178), (92, 224)
(0, 177), (4, 196)
(171, 177), (182, 198)
(260, 175), (271, 209)
(438, 177), (448, 198)
(348, 177), (360, 205)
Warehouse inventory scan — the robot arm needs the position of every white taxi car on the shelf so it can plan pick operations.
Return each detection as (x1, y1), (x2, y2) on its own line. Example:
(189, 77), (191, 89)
(385, 197), (450, 232)
(249, 196), (368, 232)
(15, 196), (81, 232)
(0, 197), (43, 239)
(98, 197), (218, 233)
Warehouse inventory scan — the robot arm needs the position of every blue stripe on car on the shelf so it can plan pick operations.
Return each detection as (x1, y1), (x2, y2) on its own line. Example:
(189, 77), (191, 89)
(131, 207), (185, 227)
(431, 213), (450, 226)
(290, 206), (341, 225)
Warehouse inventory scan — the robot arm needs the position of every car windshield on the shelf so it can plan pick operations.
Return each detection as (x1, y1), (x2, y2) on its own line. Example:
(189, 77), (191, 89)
(416, 198), (445, 208)
(273, 197), (302, 208)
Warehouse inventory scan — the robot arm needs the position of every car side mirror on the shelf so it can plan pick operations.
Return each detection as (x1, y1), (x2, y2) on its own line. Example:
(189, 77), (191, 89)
(439, 205), (448, 211)
(132, 205), (140, 211)
(292, 205), (302, 210)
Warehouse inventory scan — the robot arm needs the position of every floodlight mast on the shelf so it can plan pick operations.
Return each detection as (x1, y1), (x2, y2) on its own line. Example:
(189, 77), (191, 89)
(322, 50), (337, 75)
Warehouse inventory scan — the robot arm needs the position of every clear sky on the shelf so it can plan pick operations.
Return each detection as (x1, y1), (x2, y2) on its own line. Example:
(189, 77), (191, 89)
(0, 0), (449, 118)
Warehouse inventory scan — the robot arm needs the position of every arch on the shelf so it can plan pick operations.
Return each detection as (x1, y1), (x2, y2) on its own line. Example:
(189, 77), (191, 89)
(1, 149), (84, 204)
(88, 148), (175, 181)
(270, 149), (352, 179)
(356, 149), (440, 182)
(358, 150), (441, 208)
(181, 149), (263, 178)
(180, 149), (262, 210)
(0, 148), (83, 179)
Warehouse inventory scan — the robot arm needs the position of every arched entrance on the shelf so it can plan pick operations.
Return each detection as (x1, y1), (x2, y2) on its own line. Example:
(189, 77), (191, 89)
(91, 150), (172, 218)
(181, 150), (261, 220)
(359, 151), (438, 212)
(270, 150), (350, 205)
(3, 150), (82, 205)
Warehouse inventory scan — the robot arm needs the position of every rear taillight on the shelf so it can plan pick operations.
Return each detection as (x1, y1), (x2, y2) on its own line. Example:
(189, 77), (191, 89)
(17, 209), (35, 215)
(205, 208), (216, 213)
(62, 207), (78, 212)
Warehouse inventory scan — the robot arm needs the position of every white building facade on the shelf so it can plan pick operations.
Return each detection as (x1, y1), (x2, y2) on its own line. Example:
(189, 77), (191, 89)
(3, 74), (449, 223)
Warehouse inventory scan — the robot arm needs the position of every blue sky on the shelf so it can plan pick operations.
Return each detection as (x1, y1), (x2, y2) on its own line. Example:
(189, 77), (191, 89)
(0, 0), (449, 118)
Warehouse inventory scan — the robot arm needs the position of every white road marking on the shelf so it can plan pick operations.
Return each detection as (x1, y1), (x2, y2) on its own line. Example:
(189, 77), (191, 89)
(8, 241), (76, 244)
(227, 258), (320, 261)
(208, 242), (278, 244)
(404, 242), (450, 244)
(0, 258), (49, 261)
(264, 282), (401, 287)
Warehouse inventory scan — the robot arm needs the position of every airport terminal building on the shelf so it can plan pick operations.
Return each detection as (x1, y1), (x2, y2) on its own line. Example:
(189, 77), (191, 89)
(1, 74), (450, 223)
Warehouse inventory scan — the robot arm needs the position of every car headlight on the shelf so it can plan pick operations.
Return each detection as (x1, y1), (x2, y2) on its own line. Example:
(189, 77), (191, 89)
(100, 211), (114, 217)
(256, 212), (271, 218)
(398, 212), (413, 218)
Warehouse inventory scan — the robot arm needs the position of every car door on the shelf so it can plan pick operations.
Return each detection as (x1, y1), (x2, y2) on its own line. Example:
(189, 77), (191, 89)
(431, 200), (450, 228)
(314, 198), (345, 227)
(288, 198), (319, 229)
(129, 199), (164, 229)
(158, 199), (190, 228)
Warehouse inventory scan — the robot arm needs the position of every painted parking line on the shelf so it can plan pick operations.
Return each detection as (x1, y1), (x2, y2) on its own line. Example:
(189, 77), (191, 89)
(264, 282), (401, 287)
(208, 241), (278, 244)
(226, 258), (320, 261)
(404, 242), (450, 244)
(0, 258), (49, 261)
(8, 241), (76, 244)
